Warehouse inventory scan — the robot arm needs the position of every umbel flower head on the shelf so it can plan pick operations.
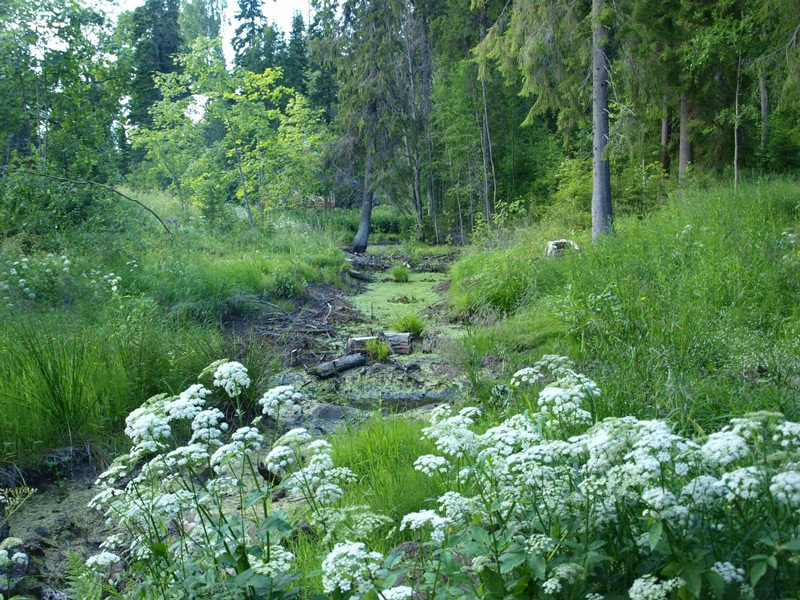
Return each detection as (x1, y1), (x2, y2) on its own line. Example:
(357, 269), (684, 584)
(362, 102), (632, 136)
(321, 540), (383, 595)
(213, 361), (251, 397)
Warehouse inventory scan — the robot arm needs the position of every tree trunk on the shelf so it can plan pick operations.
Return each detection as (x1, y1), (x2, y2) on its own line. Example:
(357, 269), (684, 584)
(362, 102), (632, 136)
(660, 94), (671, 174)
(591, 0), (613, 243)
(678, 92), (693, 178)
(734, 54), (741, 196)
(760, 68), (770, 162)
(420, 11), (439, 243)
(479, 8), (496, 226)
(352, 141), (375, 253)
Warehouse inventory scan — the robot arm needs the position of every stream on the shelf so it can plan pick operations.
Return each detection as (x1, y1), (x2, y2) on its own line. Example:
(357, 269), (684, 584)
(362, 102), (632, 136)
(3, 252), (472, 597)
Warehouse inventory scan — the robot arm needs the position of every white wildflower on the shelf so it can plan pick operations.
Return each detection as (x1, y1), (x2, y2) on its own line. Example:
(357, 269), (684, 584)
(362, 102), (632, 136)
(510, 366), (539, 387)
(718, 467), (762, 502)
(124, 406), (171, 451)
(275, 427), (312, 447)
(628, 575), (684, 600)
(85, 551), (120, 569)
(400, 510), (452, 544)
(265, 445), (296, 474)
(213, 361), (251, 397)
(680, 475), (723, 507)
(315, 482), (344, 505)
(437, 491), (473, 523)
(251, 545), (295, 576)
(700, 430), (749, 467)
(711, 561), (745, 584)
(321, 540), (383, 595)
(307, 439), (333, 455)
(381, 586), (413, 600)
(413, 454), (450, 476)
(769, 471), (800, 506)
(259, 385), (304, 420)
(165, 384), (211, 420)
(189, 408), (229, 447)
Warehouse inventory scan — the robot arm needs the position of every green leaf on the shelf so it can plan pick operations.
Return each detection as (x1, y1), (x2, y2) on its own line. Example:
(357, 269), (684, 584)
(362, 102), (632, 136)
(707, 571), (725, 599)
(528, 554), (547, 579)
(648, 521), (664, 551)
(750, 560), (767, 587)
(499, 551), (526, 574)
(782, 538), (800, 551)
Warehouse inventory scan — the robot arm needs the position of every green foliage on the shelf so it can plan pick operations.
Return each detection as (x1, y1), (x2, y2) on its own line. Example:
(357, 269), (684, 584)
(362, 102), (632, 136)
(390, 265), (410, 283)
(390, 312), (425, 338)
(450, 178), (800, 427)
(364, 338), (391, 362)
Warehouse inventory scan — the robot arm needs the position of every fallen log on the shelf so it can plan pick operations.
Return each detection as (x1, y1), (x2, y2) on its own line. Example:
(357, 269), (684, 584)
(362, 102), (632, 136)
(311, 353), (367, 378)
(346, 269), (376, 282)
(346, 332), (413, 355)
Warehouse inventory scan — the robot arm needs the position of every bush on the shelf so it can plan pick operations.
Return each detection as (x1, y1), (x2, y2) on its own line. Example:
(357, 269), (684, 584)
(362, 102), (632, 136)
(390, 312), (425, 337)
(390, 264), (410, 283)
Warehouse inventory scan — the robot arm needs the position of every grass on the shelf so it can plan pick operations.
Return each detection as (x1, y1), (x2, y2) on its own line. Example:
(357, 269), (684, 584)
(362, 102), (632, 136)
(0, 183), (347, 468)
(390, 264), (410, 283)
(390, 312), (426, 337)
(449, 178), (800, 431)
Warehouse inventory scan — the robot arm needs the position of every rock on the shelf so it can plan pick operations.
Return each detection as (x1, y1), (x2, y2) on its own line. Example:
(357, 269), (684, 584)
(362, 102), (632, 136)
(545, 239), (579, 257)
(39, 588), (68, 600)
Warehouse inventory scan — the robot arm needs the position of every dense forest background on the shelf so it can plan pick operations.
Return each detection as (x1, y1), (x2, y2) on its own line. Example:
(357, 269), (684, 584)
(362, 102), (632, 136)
(1, 0), (799, 244)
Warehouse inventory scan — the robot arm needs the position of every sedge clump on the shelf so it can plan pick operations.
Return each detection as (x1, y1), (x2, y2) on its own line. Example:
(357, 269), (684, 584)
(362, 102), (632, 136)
(391, 312), (425, 337)
(364, 338), (391, 362)
(390, 265), (410, 283)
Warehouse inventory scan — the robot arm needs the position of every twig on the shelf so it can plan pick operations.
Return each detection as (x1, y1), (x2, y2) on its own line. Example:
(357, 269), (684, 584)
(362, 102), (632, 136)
(0, 168), (174, 242)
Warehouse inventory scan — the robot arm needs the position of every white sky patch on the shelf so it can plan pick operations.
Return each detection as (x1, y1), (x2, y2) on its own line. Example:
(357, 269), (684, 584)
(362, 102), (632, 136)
(97, 0), (311, 39)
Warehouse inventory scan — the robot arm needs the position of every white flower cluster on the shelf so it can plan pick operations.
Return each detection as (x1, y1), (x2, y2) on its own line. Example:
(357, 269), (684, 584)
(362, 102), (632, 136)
(259, 385), (305, 420)
(769, 470), (800, 505)
(400, 509), (453, 544)
(165, 384), (211, 420)
(321, 540), (383, 595)
(628, 575), (685, 600)
(413, 454), (450, 476)
(711, 561), (745, 584)
(213, 361), (251, 397)
(250, 545), (295, 577)
(85, 551), (121, 569)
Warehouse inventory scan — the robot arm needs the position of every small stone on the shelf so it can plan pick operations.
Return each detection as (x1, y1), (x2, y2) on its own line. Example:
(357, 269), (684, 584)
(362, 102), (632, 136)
(40, 588), (68, 600)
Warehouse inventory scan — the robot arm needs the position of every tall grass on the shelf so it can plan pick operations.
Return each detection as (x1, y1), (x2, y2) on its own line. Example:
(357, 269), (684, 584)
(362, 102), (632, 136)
(450, 178), (800, 430)
(0, 185), (348, 468)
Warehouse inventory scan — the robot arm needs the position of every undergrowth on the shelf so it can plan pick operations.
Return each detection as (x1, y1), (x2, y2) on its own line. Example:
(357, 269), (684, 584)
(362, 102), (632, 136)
(450, 178), (800, 430)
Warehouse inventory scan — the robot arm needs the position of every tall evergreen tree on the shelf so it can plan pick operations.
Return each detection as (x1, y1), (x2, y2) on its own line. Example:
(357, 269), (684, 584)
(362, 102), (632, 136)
(283, 13), (308, 93)
(129, 0), (183, 130)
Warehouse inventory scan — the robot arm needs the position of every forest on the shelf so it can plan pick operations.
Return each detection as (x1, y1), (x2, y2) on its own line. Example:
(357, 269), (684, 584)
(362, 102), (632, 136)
(2, 0), (800, 599)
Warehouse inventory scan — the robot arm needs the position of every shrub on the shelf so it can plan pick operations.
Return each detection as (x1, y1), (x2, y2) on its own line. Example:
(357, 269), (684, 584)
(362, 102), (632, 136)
(390, 312), (425, 337)
(390, 265), (410, 283)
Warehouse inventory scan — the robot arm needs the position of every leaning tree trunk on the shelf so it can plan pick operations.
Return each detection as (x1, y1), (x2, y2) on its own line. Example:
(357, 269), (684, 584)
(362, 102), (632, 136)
(352, 125), (375, 253)
(591, 0), (613, 243)
(678, 92), (693, 178)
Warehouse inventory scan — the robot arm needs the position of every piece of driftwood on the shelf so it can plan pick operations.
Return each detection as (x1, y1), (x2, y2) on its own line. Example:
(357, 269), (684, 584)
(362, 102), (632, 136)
(346, 269), (376, 282)
(311, 353), (367, 378)
(346, 332), (413, 355)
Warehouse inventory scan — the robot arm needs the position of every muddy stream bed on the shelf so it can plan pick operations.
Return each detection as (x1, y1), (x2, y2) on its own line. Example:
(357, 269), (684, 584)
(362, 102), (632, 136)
(3, 251), (475, 597)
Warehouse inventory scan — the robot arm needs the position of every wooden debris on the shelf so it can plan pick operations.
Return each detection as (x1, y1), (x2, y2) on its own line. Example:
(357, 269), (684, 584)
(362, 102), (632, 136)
(346, 332), (413, 355)
(346, 269), (376, 282)
(311, 353), (367, 378)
